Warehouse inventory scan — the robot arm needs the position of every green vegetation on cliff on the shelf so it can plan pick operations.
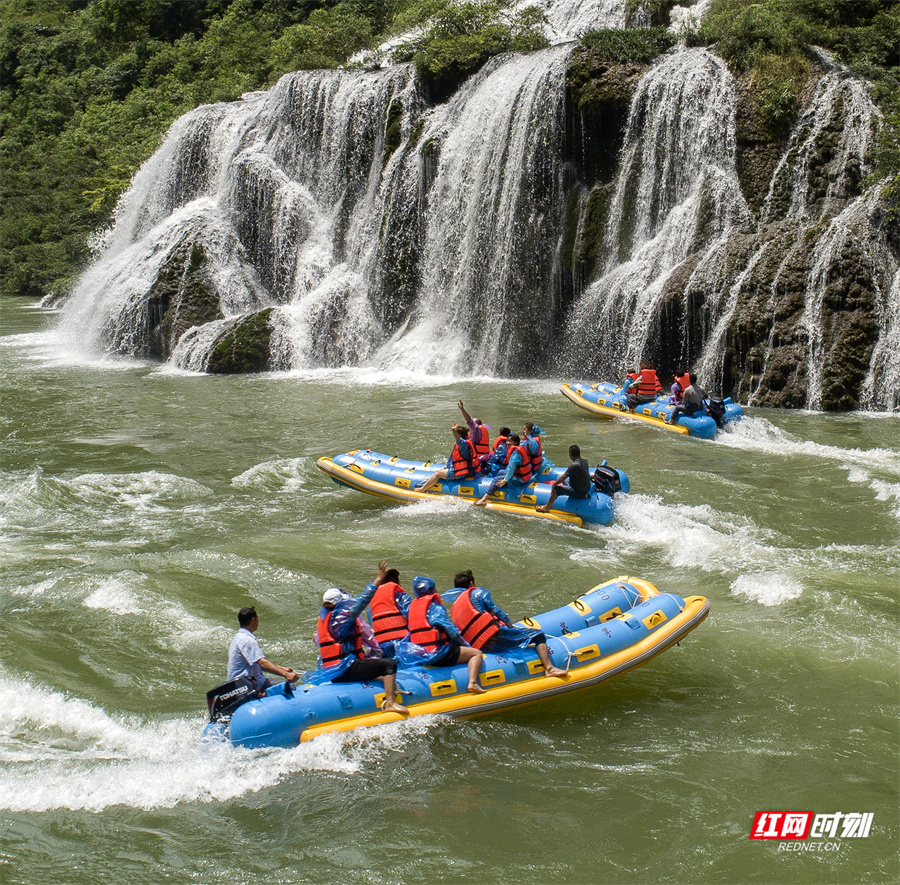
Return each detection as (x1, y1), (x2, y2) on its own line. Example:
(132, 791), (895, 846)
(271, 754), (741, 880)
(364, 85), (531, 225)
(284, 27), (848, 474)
(1, 0), (547, 299)
(695, 0), (899, 189)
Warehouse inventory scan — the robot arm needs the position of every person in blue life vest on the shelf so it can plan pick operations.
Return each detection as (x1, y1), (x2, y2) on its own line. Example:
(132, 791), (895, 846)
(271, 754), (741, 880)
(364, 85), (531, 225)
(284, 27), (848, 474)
(667, 373), (708, 425)
(402, 576), (486, 694)
(227, 606), (299, 694)
(366, 565), (412, 659)
(536, 444), (593, 514)
(447, 571), (569, 678)
(474, 432), (533, 505)
(311, 561), (409, 715)
(624, 360), (663, 411)
(415, 419), (480, 493)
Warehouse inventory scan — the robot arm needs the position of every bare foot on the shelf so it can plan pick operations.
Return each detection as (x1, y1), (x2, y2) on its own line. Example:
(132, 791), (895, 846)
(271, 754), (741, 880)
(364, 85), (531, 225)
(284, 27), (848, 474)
(381, 700), (409, 715)
(468, 683), (487, 694)
(474, 497), (488, 506)
(544, 666), (569, 678)
(535, 504), (550, 513)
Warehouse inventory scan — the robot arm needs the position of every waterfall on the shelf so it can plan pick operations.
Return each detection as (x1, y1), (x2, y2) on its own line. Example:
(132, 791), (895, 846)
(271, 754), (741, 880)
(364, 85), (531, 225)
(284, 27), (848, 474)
(54, 1), (899, 411)
(371, 45), (572, 375)
(562, 47), (749, 375)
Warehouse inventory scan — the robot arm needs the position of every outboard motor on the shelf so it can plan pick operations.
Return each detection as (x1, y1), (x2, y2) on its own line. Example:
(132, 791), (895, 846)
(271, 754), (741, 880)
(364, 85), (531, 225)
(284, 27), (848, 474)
(592, 465), (622, 496)
(207, 676), (259, 723)
(706, 398), (726, 429)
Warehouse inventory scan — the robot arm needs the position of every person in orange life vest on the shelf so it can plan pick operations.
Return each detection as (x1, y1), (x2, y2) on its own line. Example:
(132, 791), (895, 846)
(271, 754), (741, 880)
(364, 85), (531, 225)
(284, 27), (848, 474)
(457, 400), (491, 463)
(367, 565), (412, 659)
(667, 373), (708, 425)
(415, 422), (479, 492)
(311, 561), (409, 715)
(405, 576), (486, 694)
(625, 360), (662, 411)
(227, 606), (299, 693)
(522, 422), (553, 475)
(536, 444), (593, 514)
(447, 570), (569, 678)
(475, 432), (531, 505)
(668, 368), (690, 405)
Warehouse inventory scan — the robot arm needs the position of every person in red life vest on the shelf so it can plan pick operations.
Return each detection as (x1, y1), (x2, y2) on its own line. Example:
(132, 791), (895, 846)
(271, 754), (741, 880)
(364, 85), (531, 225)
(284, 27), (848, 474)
(446, 571), (569, 678)
(415, 421), (479, 492)
(624, 360), (663, 411)
(482, 426), (512, 475)
(668, 368), (690, 405)
(475, 432), (532, 505)
(403, 576), (486, 694)
(536, 444), (593, 513)
(367, 565), (412, 659)
(310, 561), (409, 715)
(522, 422), (553, 476)
(667, 373), (708, 425)
(457, 400), (491, 463)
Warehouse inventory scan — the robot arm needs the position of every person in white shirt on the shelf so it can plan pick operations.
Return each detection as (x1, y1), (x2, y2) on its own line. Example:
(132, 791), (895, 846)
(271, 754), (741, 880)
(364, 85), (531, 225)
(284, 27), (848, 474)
(227, 606), (298, 693)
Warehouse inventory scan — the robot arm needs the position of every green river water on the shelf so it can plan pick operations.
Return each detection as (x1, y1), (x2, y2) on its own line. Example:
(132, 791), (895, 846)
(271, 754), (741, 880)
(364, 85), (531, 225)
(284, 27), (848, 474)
(1, 300), (897, 884)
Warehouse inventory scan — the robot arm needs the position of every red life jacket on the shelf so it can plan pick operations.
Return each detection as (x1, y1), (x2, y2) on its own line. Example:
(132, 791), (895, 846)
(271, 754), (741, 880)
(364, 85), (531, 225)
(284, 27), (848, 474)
(636, 368), (661, 397)
(492, 434), (508, 453)
(317, 610), (364, 667)
(504, 444), (534, 482)
(524, 434), (543, 476)
(471, 425), (490, 460)
(675, 373), (691, 391)
(407, 595), (443, 650)
(369, 582), (409, 642)
(450, 437), (479, 477)
(450, 588), (501, 649)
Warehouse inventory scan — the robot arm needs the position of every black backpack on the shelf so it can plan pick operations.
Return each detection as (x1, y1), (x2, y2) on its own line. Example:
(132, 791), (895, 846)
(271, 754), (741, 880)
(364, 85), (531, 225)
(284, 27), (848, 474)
(592, 465), (622, 496)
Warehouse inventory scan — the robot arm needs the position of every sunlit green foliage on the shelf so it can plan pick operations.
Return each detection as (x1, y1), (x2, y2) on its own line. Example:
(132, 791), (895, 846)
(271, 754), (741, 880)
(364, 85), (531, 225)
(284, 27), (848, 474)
(579, 27), (676, 63)
(391, 0), (548, 91)
(697, 0), (899, 176)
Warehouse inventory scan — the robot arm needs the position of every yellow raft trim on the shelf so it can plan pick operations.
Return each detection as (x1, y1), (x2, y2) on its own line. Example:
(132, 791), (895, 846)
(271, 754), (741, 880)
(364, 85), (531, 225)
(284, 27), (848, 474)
(560, 383), (690, 435)
(298, 594), (710, 741)
(316, 457), (583, 526)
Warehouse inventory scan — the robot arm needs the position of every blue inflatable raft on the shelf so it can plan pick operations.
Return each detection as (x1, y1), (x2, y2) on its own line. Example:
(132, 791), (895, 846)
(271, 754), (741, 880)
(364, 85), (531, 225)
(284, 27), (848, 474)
(316, 450), (629, 527)
(561, 382), (743, 439)
(203, 577), (709, 748)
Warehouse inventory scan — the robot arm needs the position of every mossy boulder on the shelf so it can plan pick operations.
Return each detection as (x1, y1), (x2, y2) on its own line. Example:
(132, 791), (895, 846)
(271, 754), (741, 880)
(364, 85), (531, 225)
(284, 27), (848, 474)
(206, 308), (275, 374)
(146, 241), (223, 359)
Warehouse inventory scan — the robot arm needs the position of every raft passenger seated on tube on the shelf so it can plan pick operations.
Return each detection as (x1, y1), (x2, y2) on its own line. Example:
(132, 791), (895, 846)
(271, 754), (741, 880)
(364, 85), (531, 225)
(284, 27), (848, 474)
(366, 566), (412, 659)
(415, 422), (480, 492)
(624, 360), (662, 411)
(475, 432), (533, 505)
(444, 570), (569, 678)
(311, 561), (409, 715)
(399, 576), (486, 694)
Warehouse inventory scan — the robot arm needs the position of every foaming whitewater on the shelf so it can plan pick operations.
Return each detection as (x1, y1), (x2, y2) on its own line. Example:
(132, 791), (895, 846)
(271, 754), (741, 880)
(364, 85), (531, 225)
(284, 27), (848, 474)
(0, 672), (434, 813)
(563, 48), (749, 374)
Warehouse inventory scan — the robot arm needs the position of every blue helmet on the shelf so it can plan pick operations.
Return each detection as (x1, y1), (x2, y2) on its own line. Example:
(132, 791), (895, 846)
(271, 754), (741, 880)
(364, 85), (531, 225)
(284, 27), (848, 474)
(412, 576), (436, 597)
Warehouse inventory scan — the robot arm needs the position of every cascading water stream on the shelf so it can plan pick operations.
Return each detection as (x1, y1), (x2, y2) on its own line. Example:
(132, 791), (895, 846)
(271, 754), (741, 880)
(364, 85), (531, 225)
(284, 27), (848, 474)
(562, 47), (749, 375)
